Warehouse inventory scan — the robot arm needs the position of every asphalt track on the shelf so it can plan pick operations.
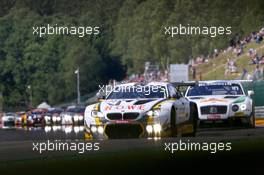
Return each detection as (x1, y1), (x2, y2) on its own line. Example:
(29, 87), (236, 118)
(0, 124), (264, 162)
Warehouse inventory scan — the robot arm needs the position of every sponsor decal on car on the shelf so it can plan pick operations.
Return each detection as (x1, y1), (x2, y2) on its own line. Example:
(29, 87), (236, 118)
(207, 115), (221, 120)
(200, 98), (228, 103)
(104, 105), (145, 111)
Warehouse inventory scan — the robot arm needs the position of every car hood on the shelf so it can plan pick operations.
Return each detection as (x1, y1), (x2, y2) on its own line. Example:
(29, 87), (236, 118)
(2, 116), (15, 120)
(99, 98), (163, 114)
(187, 95), (247, 106)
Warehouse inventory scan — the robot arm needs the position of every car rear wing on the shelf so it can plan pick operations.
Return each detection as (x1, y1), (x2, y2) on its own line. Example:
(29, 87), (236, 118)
(171, 81), (199, 95)
(171, 81), (199, 88)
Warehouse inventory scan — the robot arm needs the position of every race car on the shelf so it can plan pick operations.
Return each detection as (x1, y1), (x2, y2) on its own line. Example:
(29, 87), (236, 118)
(44, 108), (63, 125)
(1, 113), (16, 128)
(16, 111), (26, 126)
(27, 108), (48, 126)
(185, 80), (255, 127)
(61, 106), (85, 125)
(84, 82), (198, 139)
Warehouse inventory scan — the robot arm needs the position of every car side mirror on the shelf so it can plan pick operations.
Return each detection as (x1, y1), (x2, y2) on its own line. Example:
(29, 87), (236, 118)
(247, 90), (254, 97)
(96, 92), (105, 101)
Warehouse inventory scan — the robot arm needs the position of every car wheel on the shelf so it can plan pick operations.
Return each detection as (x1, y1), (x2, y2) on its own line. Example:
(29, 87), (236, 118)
(247, 111), (255, 128)
(183, 103), (198, 137)
(170, 107), (177, 137)
(41, 118), (46, 126)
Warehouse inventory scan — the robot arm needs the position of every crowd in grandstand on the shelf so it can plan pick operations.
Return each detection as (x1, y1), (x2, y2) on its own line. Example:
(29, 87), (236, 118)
(190, 26), (264, 81)
(110, 27), (264, 84)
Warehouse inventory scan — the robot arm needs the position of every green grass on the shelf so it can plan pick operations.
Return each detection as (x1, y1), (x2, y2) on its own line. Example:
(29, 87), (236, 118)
(193, 42), (264, 80)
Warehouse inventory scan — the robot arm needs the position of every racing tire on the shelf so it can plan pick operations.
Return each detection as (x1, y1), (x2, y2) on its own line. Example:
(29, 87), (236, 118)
(183, 103), (198, 137)
(247, 110), (255, 128)
(170, 107), (177, 137)
(41, 118), (46, 127)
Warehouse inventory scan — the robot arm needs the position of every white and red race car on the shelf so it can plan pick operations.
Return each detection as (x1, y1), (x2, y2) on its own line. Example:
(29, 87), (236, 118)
(84, 82), (198, 139)
(185, 80), (255, 127)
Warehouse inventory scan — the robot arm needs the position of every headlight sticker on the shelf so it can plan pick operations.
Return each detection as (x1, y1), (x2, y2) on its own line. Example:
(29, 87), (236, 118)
(233, 96), (246, 104)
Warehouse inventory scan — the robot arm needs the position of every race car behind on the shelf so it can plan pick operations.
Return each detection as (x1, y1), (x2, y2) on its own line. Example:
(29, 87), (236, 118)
(1, 113), (16, 128)
(185, 80), (255, 127)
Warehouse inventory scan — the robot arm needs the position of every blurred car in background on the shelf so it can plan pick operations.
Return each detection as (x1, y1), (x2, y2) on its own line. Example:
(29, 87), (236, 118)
(18, 111), (28, 126)
(1, 113), (16, 128)
(15, 111), (27, 126)
(61, 106), (85, 125)
(27, 108), (48, 126)
(44, 108), (63, 125)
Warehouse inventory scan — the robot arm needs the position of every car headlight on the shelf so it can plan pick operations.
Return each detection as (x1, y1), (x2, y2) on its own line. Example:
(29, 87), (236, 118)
(91, 126), (97, 132)
(153, 124), (162, 133)
(232, 105), (239, 112)
(65, 115), (72, 120)
(146, 109), (160, 118)
(74, 115), (79, 121)
(240, 104), (247, 111)
(98, 126), (104, 134)
(78, 115), (83, 120)
(56, 116), (61, 121)
(45, 116), (50, 120)
(146, 125), (153, 133)
(52, 117), (57, 122)
(91, 110), (104, 118)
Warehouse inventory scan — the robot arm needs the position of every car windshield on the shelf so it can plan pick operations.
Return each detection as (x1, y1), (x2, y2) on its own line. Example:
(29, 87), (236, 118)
(187, 83), (244, 96)
(49, 109), (63, 114)
(32, 111), (42, 115)
(67, 108), (85, 113)
(5, 113), (15, 117)
(107, 85), (166, 99)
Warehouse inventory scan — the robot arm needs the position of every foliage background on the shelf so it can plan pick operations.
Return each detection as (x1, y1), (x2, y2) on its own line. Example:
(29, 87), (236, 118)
(0, 0), (263, 110)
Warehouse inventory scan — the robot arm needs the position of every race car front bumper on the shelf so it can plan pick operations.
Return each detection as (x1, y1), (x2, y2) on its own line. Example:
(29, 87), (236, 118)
(85, 121), (163, 140)
(2, 120), (15, 127)
(198, 105), (252, 121)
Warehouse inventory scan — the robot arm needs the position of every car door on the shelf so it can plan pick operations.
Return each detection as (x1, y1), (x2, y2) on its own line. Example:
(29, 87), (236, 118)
(168, 85), (188, 124)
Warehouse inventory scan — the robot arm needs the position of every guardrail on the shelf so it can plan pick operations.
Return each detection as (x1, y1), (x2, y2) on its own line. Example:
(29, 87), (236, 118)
(255, 106), (264, 126)
(255, 106), (264, 119)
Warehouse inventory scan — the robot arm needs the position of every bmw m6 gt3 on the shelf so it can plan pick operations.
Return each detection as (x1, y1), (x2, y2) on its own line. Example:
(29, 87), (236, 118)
(84, 82), (198, 139)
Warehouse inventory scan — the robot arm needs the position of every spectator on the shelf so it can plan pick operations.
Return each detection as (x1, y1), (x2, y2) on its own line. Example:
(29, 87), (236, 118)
(250, 54), (259, 64)
(192, 66), (196, 79)
(259, 55), (264, 64)
(229, 59), (238, 73)
(253, 65), (262, 81)
(241, 68), (248, 80)
(213, 49), (219, 58)
(256, 34), (263, 44)
(225, 58), (230, 75)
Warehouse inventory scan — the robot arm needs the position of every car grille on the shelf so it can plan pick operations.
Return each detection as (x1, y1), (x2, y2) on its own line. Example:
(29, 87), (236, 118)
(3, 121), (15, 126)
(107, 113), (139, 120)
(107, 113), (122, 120)
(200, 106), (227, 115)
(123, 113), (139, 120)
(105, 124), (143, 139)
